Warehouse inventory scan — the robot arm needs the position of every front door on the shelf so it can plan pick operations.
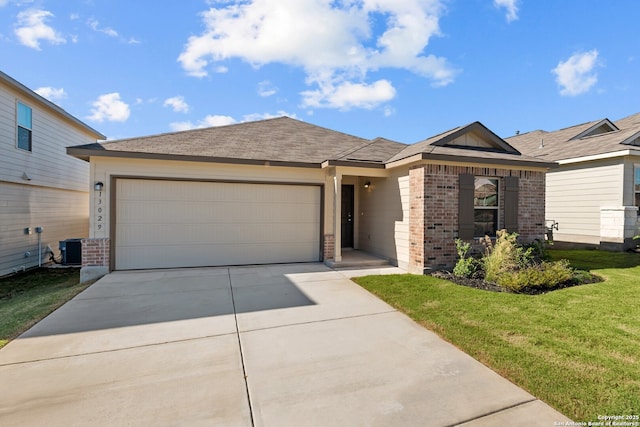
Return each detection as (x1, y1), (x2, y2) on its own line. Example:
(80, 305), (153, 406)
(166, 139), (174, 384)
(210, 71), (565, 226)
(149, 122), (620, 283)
(341, 184), (354, 248)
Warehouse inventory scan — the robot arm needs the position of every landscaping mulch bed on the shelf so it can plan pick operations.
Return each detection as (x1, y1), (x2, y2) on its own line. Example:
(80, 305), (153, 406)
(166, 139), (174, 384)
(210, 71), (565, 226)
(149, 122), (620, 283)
(429, 270), (603, 295)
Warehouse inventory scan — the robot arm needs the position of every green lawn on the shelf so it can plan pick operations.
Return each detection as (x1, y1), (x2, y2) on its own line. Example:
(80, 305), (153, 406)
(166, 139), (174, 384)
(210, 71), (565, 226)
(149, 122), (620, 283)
(0, 268), (89, 349)
(353, 249), (640, 422)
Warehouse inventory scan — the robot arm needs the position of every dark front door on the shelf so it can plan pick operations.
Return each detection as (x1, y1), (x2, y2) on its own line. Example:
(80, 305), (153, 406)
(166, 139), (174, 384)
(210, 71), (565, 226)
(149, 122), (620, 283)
(341, 184), (354, 248)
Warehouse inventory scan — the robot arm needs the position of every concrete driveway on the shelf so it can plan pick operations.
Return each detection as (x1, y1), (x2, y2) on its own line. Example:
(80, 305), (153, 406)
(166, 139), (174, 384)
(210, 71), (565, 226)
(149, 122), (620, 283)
(0, 264), (570, 426)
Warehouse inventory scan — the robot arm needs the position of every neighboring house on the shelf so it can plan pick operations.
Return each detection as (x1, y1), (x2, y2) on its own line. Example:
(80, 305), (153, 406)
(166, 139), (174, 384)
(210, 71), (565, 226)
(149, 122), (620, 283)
(67, 117), (554, 279)
(507, 112), (640, 251)
(0, 71), (106, 277)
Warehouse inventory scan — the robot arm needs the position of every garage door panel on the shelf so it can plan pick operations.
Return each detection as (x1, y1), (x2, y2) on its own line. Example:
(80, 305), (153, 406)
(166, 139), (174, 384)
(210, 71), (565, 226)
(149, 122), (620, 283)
(115, 179), (321, 270)
(117, 222), (320, 246)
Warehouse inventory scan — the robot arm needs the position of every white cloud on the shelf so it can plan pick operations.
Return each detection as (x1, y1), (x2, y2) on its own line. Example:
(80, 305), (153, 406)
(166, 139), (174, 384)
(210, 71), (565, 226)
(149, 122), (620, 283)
(15, 9), (66, 50)
(170, 115), (236, 131)
(301, 79), (396, 110)
(383, 105), (395, 117)
(552, 50), (600, 96)
(169, 111), (297, 131)
(88, 19), (118, 37)
(258, 80), (277, 97)
(35, 86), (66, 101)
(242, 110), (297, 122)
(0, 0), (9, 7)
(494, 0), (519, 22)
(169, 121), (196, 132)
(164, 96), (190, 113)
(201, 115), (238, 127)
(178, 0), (457, 109)
(87, 92), (130, 122)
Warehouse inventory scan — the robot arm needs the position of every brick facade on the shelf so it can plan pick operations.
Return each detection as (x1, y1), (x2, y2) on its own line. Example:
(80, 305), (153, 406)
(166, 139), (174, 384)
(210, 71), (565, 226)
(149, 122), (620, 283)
(81, 238), (110, 267)
(408, 166), (425, 274)
(409, 164), (546, 271)
(323, 234), (335, 261)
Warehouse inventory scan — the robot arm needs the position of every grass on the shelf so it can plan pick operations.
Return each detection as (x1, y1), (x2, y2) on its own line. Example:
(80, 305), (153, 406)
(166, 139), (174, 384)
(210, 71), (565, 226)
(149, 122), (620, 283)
(353, 249), (640, 422)
(0, 267), (89, 349)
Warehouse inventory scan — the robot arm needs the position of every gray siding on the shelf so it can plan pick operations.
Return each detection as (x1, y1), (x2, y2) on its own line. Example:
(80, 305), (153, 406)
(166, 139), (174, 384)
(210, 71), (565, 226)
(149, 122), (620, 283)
(0, 182), (89, 276)
(546, 159), (623, 240)
(0, 79), (98, 276)
(0, 84), (90, 192)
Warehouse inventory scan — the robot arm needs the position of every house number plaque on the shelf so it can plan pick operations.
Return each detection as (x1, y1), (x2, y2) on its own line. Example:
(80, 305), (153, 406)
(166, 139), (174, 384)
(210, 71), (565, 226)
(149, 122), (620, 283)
(95, 190), (105, 236)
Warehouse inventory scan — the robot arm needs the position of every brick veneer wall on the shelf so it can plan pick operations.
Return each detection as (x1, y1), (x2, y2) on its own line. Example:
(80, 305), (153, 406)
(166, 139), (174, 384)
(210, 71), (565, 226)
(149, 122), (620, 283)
(409, 164), (546, 271)
(408, 166), (425, 274)
(82, 238), (110, 267)
(323, 234), (335, 261)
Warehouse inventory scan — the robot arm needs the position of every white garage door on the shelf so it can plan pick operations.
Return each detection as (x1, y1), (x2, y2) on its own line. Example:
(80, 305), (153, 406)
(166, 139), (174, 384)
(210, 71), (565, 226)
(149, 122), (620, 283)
(115, 179), (321, 270)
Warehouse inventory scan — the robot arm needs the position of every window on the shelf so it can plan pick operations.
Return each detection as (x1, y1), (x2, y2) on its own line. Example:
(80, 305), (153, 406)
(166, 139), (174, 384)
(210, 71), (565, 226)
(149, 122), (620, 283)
(474, 177), (499, 237)
(635, 167), (640, 214)
(17, 102), (32, 152)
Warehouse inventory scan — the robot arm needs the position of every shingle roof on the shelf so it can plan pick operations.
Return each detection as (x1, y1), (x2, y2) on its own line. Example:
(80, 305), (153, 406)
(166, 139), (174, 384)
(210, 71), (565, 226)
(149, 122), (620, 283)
(506, 112), (640, 162)
(68, 116), (554, 169)
(69, 117), (402, 166)
(387, 121), (548, 166)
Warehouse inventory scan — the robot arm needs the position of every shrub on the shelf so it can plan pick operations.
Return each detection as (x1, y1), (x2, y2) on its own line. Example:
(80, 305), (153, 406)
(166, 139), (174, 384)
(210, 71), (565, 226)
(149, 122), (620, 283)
(496, 259), (574, 292)
(482, 230), (535, 283)
(453, 239), (478, 278)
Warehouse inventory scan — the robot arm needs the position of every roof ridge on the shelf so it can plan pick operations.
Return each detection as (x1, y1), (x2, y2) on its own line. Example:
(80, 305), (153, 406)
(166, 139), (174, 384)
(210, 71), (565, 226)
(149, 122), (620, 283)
(101, 115), (292, 145)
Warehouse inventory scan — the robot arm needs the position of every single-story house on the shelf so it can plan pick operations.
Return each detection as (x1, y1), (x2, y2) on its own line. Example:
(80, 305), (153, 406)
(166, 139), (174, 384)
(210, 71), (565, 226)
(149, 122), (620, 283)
(507, 112), (640, 250)
(67, 117), (555, 279)
(0, 70), (106, 277)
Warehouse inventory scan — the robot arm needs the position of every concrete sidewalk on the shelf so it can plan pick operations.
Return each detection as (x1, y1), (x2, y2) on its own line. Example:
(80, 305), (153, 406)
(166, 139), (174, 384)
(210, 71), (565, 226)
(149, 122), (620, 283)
(0, 264), (571, 426)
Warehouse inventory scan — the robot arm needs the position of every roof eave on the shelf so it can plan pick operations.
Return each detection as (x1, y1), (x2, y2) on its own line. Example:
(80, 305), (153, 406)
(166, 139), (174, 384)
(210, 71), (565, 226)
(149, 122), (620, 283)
(385, 152), (556, 170)
(556, 149), (640, 165)
(322, 160), (386, 169)
(66, 147), (323, 168)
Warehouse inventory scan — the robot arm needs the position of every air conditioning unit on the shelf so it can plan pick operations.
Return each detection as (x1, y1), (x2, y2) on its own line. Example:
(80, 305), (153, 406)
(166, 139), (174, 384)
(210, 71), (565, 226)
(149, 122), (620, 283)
(59, 239), (82, 265)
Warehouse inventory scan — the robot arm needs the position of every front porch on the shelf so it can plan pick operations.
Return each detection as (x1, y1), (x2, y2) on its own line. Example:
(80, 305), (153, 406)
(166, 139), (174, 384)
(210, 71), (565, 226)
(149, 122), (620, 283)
(322, 168), (409, 271)
(325, 249), (392, 269)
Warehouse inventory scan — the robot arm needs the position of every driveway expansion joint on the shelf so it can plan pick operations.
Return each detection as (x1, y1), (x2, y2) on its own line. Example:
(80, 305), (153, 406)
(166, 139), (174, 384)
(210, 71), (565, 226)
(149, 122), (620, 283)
(239, 309), (399, 334)
(0, 334), (237, 367)
(449, 397), (539, 426)
(228, 268), (256, 427)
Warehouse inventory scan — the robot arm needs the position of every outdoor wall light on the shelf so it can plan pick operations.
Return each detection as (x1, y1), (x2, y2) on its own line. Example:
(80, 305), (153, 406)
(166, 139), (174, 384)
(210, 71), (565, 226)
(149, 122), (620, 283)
(94, 181), (104, 191)
(364, 181), (371, 188)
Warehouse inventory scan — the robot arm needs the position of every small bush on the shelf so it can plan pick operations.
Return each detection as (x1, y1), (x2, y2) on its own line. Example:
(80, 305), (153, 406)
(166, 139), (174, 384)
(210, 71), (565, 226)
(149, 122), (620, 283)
(482, 230), (535, 283)
(453, 239), (479, 278)
(496, 259), (574, 292)
(453, 231), (594, 293)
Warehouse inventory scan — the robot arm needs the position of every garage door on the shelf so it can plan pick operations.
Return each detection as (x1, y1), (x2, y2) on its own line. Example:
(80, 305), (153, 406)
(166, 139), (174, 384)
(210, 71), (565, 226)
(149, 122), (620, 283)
(115, 179), (321, 270)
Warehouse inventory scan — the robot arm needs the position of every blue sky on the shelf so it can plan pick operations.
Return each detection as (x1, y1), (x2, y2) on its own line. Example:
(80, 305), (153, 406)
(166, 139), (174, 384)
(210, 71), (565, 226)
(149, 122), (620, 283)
(1, 0), (638, 143)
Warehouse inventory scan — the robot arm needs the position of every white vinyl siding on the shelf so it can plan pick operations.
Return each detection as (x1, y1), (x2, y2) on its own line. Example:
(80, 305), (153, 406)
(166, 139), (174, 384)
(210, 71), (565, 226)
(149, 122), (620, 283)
(357, 168), (409, 269)
(1, 78), (99, 276)
(0, 183), (89, 276)
(546, 160), (623, 240)
(0, 84), (90, 192)
(114, 179), (321, 270)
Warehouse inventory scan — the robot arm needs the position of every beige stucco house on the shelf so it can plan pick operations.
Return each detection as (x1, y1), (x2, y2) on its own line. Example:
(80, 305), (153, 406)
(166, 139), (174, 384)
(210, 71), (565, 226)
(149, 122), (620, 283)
(68, 117), (555, 280)
(507, 112), (640, 250)
(0, 71), (105, 277)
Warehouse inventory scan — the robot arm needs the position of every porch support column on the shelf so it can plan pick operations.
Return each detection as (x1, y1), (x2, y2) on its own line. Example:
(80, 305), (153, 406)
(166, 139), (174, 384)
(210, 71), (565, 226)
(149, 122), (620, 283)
(333, 170), (343, 262)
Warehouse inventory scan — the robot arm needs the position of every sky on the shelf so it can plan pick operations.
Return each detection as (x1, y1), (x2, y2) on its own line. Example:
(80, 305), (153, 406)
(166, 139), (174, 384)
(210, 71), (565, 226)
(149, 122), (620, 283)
(1, 0), (639, 144)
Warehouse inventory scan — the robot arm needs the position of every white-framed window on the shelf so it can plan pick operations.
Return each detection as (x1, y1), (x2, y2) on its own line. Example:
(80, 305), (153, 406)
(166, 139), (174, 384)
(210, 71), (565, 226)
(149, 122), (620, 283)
(474, 177), (499, 237)
(17, 102), (32, 152)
